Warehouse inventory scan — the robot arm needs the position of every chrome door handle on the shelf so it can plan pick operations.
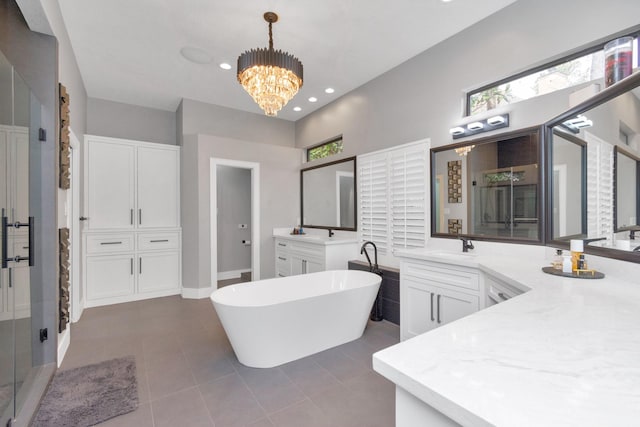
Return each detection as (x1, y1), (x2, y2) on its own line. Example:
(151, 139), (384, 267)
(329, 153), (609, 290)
(436, 294), (441, 324)
(498, 292), (509, 300)
(430, 293), (434, 322)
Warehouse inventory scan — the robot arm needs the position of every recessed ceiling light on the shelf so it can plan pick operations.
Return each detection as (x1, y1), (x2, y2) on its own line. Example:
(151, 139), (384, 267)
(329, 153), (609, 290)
(219, 62), (232, 70)
(325, 88), (335, 94)
(180, 46), (213, 64)
(293, 106), (302, 112)
(308, 97), (318, 103)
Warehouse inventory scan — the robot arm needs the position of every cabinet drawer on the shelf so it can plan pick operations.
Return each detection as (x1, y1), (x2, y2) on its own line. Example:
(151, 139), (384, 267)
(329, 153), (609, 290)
(290, 242), (324, 260)
(86, 233), (134, 254)
(275, 239), (289, 250)
(137, 232), (180, 251)
(485, 275), (523, 304)
(403, 261), (479, 291)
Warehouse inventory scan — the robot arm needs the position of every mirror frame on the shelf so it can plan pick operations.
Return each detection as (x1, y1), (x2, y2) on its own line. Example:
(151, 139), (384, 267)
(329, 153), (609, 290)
(547, 127), (588, 241)
(613, 146), (640, 234)
(430, 126), (544, 244)
(544, 71), (640, 262)
(300, 156), (357, 232)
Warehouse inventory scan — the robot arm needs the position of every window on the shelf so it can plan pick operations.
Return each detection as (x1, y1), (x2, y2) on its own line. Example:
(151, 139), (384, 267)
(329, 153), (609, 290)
(358, 141), (429, 255)
(307, 137), (343, 161)
(467, 35), (639, 116)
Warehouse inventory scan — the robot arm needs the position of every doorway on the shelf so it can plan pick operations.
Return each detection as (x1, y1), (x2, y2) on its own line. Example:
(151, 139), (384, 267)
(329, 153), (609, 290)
(210, 159), (260, 289)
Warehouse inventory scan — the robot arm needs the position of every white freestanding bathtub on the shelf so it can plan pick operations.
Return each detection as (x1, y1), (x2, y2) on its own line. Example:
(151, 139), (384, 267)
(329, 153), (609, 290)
(210, 270), (381, 368)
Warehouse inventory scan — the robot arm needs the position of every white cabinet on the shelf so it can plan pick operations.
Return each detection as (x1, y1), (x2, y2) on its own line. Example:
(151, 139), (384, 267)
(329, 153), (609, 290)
(137, 251), (181, 294)
(484, 273), (524, 307)
(273, 236), (358, 277)
(401, 260), (480, 341)
(84, 135), (180, 231)
(83, 135), (182, 308)
(86, 254), (136, 301)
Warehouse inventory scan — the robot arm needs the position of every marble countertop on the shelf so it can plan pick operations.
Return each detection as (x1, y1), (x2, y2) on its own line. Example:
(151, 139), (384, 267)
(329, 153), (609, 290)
(272, 232), (359, 245)
(373, 248), (640, 426)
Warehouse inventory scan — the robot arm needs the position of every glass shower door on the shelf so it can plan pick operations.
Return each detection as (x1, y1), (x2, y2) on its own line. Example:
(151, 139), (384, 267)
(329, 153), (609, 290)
(0, 47), (33, 425)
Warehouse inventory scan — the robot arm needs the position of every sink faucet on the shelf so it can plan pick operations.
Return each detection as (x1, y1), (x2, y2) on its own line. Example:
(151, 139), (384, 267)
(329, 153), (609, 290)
(360, 241), (380, 274)
(630, 230), (638, 240)
(460, 237), (474, 253)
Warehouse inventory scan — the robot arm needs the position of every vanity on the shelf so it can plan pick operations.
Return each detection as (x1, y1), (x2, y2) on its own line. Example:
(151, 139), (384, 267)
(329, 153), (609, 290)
(273, 233), (359, 277)
(374, 248), (640, 426)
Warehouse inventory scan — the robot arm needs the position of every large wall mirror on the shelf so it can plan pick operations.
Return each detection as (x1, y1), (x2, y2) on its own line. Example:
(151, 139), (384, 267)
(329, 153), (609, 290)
(614, 147), (639, 236)
(431, 127), (542, 243)
(545, 72), (640, 259)
(301, 157), (356, 231)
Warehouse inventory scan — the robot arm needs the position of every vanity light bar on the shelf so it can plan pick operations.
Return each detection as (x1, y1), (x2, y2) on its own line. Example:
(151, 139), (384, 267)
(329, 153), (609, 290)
(561, 115), (593, 133)
(449, 113), (510, 140)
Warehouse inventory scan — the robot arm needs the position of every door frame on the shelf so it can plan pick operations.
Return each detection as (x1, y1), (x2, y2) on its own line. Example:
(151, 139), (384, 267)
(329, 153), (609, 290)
(69, 129), (83, 322)
(210, 158), (260, 288)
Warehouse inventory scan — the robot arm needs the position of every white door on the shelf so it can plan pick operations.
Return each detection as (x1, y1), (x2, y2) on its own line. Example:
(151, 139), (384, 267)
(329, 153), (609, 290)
(86, 255), (135, 301)
(86, 141), (135, 230)
(402, 278), (436, 340)
(137, 147), (179, 228)
(137, 251), (180, 293)
(10, 129), (29, 225)
(435, 287), (479, 326)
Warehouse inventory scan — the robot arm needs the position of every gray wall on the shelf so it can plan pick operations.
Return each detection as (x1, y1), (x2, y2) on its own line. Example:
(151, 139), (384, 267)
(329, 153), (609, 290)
(0, 0), (57, 366)
(181, 98), (296, 147)
(181, 134), (301, 289)
(87, 97), (176, 145)
(216, 165), (251, 275)
(295, 0), (640, 154)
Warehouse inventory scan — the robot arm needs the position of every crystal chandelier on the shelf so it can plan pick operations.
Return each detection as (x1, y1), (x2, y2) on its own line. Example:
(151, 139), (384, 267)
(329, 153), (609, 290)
(237, 12), (303, 117)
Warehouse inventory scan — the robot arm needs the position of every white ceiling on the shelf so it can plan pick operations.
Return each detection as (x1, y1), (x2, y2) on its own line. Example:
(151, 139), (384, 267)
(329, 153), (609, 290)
(57, 0), (517, 121)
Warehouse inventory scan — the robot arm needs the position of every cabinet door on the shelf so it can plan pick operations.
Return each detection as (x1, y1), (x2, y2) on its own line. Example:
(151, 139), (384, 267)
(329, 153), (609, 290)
(290, 254), (304, 276)
(86, 255), (135, 301)
(138, 252), (180, 294)
(137, 147), (179, 228)
(9, 129), (29, 224)
(402, 277), (437, 341)
(86, 141), (135, 230)
(434, 286), (479, 327)
(306, 258), (324, 274)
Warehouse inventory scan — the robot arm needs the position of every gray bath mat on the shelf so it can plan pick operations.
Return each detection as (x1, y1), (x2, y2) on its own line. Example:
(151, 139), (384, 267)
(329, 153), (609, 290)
(32, 356), (138, 427)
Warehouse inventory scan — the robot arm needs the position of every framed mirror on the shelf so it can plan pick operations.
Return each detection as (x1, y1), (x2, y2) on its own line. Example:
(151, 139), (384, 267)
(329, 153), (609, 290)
(431, 127), (542, 243)
(548, 129), (586, 241)
(614, 146), (640, 236)
(301, 156), (356, 231)
(545, 72), (640, 259)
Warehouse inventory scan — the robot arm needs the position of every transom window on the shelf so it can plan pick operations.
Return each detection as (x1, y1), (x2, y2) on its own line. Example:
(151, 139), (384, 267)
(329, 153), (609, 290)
(307, 137), (344, 161)
(467, 35), (639, 116)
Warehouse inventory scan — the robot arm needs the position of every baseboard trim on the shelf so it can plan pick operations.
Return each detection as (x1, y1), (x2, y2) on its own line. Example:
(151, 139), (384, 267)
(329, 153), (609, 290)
(182, 286), (214, 299)
(217, 269), (251, 281)
(57, 327), (71, 367)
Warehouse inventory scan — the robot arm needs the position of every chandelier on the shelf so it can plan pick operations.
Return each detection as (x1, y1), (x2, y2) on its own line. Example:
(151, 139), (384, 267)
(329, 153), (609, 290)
(455, 145), (475, 156)
(237, 12), (303, 117)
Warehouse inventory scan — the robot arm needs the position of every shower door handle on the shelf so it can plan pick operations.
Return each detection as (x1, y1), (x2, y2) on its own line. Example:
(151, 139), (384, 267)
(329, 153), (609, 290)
(2, 213), (35, 268)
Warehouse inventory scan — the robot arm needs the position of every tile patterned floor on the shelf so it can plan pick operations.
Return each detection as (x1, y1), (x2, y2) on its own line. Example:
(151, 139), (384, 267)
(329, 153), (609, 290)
(60, 295), (399, 426)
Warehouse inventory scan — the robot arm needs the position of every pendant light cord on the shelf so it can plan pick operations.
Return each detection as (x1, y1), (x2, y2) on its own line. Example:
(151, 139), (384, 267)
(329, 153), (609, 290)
(268, 21), (273, 50)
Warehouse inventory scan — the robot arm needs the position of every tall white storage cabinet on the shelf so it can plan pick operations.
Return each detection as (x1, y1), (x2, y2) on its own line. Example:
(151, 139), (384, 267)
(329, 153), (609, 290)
(83, 135), (182, 307)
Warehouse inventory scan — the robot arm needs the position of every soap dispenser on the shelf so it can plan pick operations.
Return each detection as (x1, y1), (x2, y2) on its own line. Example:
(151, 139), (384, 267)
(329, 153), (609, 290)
(552, 249), (563, 270)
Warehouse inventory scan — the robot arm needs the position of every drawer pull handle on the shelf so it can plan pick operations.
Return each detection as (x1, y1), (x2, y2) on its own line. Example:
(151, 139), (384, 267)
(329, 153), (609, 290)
(430, 293), (434, 322)
(22, 246), (29, 250)
(278, 273), (285, 277)
(278, 243), (286, 247)
(498, 292), (510, 300)
(100, 241), (122, 245)
(278, 257), (287, 261)
(150, 239), (169, 243)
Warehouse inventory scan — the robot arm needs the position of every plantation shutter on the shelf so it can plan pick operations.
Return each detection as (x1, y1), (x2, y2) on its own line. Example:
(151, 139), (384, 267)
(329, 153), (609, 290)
(358, 140), (429, 255)
(358, 152), (389, 254)
(389, 145), (429, 251)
